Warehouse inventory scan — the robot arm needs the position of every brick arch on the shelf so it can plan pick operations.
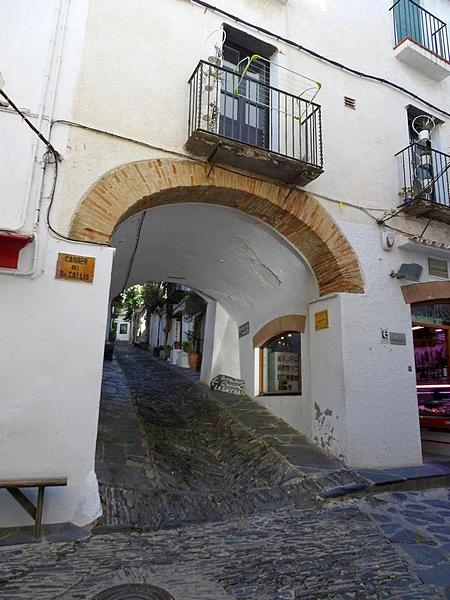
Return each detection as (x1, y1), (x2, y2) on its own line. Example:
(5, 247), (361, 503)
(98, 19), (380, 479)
(401, 281), (450, 304)
(253, 315), (306, 349)
(69, 159), (364, 296)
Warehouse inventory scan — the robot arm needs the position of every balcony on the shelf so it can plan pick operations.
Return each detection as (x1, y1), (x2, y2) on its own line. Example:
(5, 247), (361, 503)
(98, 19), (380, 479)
(390, 0), (450, 80)
(396, 143), (450, 224)
(185, 60), (323, 186)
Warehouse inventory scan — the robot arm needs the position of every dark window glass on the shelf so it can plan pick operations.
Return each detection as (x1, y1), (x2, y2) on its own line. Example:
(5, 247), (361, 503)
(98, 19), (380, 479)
(119, 323), (128, 334)
(261, 332), (301, 394)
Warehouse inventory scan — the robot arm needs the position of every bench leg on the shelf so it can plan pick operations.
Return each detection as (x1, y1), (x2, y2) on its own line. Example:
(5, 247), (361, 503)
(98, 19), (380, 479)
(33, 486), (45, 538)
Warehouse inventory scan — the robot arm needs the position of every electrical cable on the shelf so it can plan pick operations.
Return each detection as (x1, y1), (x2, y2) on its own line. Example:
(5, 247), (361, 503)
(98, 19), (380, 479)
(45, 145), (111, 247)
(0, 89), (61, 159)
(45, 118), (449, 246)
(52, 118), (391, 217)
(188, 0), (450, 119)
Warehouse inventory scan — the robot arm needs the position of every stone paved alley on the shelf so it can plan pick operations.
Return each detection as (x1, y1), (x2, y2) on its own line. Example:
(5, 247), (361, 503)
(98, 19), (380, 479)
(1, 345), (450, 598)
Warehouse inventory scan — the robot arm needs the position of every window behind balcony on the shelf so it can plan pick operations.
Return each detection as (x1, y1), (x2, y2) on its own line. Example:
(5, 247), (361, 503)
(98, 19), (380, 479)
(220, 41), (270, 149)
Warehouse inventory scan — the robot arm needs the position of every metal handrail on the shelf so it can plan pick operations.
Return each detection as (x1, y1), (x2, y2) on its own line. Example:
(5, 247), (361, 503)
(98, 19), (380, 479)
(188, 60), (322, 113)
(396, 143), (450, 208)
(390, 0), (450, 61)
(395, 143), (450, 160)
(390, 0), (446, 28)
(187, 60), (323, 169)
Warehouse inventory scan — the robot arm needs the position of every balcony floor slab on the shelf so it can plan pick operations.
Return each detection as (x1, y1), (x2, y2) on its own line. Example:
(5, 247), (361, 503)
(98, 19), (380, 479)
(401, 198), (450, 225)
(394, 38), (450, 81)
(185, 129), (323, 186)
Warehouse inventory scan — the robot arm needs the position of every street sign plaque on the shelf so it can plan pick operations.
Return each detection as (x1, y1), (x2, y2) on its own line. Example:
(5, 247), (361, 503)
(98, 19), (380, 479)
(55, 253), (95, 283)
(315, 309), (329, 331)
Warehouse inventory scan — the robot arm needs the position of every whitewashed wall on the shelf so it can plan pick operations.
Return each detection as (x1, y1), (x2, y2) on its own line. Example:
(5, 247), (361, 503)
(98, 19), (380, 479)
(0, 237), (114, 527)
(2, 0), (450, 527)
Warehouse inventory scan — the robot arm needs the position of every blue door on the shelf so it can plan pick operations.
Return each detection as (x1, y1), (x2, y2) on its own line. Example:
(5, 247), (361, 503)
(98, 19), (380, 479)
(393, 0), (423, 46)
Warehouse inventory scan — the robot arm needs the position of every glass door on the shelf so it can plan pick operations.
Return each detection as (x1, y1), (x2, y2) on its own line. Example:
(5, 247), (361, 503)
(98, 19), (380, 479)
(219, 41), (270, 149)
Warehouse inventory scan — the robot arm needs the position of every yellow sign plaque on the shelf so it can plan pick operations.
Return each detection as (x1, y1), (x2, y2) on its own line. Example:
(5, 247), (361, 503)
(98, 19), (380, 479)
(315, 309), (329, 331)
(55, 253), (95, 283)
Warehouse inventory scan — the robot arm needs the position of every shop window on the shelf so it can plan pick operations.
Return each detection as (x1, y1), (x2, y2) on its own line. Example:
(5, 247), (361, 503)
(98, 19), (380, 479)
(427, 257), (449, 279)
(119, 323), (128, 335)
(260, 332), (301, 395)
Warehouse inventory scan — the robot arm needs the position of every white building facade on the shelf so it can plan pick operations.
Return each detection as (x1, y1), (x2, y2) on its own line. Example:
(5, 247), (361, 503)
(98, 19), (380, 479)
(1, 0), (450, 528)
(114, 310), (131, 342)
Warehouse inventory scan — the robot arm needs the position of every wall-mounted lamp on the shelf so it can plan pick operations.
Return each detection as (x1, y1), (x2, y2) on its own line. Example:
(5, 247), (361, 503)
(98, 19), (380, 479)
(389, 263), (422, 282)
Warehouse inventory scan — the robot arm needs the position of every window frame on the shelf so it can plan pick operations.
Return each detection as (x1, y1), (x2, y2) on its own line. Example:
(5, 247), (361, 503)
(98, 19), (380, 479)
(258, 331), (302, 397)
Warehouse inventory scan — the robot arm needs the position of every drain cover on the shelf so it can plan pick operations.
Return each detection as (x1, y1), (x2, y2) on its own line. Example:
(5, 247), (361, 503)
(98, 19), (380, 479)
(92, 583), (174, 600)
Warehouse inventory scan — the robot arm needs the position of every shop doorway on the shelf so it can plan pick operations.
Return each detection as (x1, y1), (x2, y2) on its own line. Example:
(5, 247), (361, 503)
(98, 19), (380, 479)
(412, 301), (450, 456)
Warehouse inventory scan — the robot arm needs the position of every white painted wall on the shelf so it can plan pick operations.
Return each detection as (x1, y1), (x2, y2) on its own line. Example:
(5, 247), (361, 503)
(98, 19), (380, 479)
(2, 0), (450, 527)
(47, 0), (449, 247)
(0, 237), (114, 527)
(201, 300), (241, 384)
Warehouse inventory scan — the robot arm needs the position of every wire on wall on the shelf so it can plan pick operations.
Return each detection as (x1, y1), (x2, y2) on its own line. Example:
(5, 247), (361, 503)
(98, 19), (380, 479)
(187, 0), (450, 120)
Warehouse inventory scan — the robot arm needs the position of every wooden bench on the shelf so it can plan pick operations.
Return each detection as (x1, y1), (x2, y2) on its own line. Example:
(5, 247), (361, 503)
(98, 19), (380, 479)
(0, 478), (68, 538)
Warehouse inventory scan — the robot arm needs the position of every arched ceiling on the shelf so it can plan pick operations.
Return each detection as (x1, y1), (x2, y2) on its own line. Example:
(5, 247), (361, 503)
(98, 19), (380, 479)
(110, 203), (318, 324)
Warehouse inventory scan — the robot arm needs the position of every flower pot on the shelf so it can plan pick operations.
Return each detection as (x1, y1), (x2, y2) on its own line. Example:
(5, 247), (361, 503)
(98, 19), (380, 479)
(177, 351), (190, 368)
(417, 130), (430, 145)
(159, 348), (168, 360)
(188, 352), (202, 371)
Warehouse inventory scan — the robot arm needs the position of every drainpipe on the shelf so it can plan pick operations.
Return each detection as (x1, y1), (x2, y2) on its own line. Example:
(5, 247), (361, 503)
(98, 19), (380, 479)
(0, 0), (70, 277)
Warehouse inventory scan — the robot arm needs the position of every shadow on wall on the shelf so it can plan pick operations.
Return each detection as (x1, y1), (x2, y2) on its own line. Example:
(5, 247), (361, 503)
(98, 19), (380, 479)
(211, 314), (241, 382)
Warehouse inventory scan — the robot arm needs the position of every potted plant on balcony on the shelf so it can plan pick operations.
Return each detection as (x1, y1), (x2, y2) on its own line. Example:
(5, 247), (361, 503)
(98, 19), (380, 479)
(412, 115), (435, 146)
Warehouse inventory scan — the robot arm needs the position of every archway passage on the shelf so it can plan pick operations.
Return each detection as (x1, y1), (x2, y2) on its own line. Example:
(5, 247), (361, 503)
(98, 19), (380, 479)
(69, 159), (364, 296)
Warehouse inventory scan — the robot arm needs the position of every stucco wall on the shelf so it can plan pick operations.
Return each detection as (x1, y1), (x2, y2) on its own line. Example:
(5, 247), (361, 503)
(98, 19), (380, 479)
(0, 236), (114, 527)
(47, 0), (449, 246)
(2, 0), (450, 527)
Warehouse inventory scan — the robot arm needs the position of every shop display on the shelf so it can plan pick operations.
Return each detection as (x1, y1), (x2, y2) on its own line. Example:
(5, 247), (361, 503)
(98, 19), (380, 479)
(261, 331), (302, 395)
(268, 351), (300, 393)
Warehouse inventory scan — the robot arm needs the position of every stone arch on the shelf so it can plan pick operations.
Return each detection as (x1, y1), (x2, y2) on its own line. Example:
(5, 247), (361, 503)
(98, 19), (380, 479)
(253, 315), (306, 348)
(69, 159), (364, 296)
(402, 280), (450, 304)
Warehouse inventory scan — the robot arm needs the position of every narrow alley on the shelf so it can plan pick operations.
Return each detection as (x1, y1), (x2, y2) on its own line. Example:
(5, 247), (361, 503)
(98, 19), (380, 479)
(1, 346), (450, 598)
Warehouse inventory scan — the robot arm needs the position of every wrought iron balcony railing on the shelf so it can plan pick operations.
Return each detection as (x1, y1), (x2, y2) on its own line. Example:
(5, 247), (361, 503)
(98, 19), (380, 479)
(391, 0), (450, 61)
(396, 143), (450, 221)
(186, 60), (323, 185)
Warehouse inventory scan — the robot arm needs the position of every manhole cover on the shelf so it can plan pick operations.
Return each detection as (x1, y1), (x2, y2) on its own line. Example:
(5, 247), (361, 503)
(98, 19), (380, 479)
(92, 583), (174, 600)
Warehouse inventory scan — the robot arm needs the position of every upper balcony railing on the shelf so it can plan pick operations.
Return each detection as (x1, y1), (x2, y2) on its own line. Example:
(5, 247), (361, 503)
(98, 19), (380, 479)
(390, 0), (450, 62)
(186, 60), (323, 186)
(396, 143), (450, 222)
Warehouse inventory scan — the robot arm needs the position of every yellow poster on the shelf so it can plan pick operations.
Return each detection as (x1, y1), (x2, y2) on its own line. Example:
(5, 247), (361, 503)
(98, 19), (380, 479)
(315, 309), (329, 331)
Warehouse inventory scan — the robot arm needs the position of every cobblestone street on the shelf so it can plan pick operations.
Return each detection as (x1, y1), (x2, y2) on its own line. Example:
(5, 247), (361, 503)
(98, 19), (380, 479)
(0, 345), (449, 598)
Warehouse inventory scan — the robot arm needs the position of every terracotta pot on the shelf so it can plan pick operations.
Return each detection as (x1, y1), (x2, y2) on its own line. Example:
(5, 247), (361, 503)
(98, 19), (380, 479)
(188, 352), (202, 371)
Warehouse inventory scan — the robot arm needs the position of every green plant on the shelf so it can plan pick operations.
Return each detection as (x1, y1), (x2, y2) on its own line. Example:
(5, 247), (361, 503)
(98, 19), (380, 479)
(183, 291), (207, 321)
(122, 285), (144, 321)
(399, 186), (416, 197)
(182, 341), (191, 353)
